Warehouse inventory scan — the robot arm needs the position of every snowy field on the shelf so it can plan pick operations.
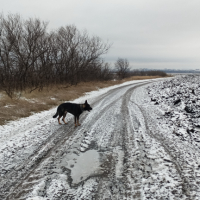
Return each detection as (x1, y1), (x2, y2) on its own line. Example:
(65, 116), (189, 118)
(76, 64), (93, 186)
(0, 75), (200, 199)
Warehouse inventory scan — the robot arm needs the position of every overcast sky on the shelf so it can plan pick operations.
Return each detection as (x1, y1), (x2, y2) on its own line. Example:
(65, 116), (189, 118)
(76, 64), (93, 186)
(1, 0), (200, 70)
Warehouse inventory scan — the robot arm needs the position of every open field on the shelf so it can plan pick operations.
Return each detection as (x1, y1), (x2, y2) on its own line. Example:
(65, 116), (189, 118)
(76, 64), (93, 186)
(0, 76), (163, 125)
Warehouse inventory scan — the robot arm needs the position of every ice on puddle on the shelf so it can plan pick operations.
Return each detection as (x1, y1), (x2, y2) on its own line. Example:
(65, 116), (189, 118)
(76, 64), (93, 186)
(70, 150), (101, 184)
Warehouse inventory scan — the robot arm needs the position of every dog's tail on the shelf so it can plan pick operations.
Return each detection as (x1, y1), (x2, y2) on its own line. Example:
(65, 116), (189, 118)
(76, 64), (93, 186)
(53, 111), (58, 118)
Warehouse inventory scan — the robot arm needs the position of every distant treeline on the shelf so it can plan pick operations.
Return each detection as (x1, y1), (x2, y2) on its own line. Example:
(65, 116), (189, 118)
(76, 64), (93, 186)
(162, 69), (200, 74)
(112, 68), (167, 79)
(0, 14), (111, 98)
(128, 70), (167, 77)
(113, 58), (168, 79)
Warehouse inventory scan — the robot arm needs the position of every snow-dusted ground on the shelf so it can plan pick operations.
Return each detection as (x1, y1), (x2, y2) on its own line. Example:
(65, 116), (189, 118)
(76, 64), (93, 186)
(1, 76), (200, 199)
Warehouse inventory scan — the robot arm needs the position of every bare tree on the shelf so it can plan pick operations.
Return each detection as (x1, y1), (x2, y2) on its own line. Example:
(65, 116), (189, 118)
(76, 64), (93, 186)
(14, 17), (49, 91)
(115, 58), (130, 79)
(54, 26), (111, 85)
(0, 14), (23, 97)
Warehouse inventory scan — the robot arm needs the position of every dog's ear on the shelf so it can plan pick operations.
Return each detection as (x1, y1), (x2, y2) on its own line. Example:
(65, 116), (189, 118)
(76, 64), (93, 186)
(85, 100), (87, 104)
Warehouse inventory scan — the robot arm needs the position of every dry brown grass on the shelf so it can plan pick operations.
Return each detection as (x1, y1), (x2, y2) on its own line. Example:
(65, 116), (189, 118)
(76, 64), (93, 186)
(0, 76), (165, 125)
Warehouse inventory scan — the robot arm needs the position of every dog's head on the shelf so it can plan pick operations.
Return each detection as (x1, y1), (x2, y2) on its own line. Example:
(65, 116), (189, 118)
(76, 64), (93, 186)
(84, 100), (92, 112)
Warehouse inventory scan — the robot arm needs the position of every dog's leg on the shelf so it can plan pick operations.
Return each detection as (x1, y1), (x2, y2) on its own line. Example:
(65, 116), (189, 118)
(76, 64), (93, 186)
(74, 116), (77, 127)
(62, 111), (68, 124)
(58, 116), (62, 125)
(77, 115), (81, 126)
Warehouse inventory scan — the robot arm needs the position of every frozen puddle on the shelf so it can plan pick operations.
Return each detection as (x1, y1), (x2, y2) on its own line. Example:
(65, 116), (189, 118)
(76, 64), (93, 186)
(63, 150), (102, 185)
(59, 147), (124, 185)
(70, 150), (100, 184)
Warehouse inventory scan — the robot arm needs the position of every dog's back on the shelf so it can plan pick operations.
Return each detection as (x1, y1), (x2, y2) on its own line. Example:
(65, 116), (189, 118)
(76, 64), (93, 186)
(53, 103), (81, 118)
(60, 103), (82, 117)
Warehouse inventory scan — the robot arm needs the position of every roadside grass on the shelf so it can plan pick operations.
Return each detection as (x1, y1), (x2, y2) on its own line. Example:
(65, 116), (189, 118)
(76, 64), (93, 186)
(0, 76), (164, 125)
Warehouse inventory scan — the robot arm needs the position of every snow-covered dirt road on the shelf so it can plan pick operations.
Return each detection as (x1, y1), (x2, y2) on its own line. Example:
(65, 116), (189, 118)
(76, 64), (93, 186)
(1, 76), (200, 200)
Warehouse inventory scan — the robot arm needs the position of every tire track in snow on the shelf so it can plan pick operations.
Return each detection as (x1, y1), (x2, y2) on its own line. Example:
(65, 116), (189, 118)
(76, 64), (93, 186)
(119, 84), (187, 200)
(95, 83), (151, 199)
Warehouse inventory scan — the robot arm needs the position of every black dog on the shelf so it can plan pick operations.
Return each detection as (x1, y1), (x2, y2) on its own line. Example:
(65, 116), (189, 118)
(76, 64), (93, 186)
(53, 100), (92, 126)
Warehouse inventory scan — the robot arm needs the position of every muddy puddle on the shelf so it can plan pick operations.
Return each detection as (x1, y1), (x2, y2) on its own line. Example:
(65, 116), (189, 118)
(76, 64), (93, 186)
(70, 150), (101, 184)
(59, 147), (123, 186)
(60, 150), (104, 185)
